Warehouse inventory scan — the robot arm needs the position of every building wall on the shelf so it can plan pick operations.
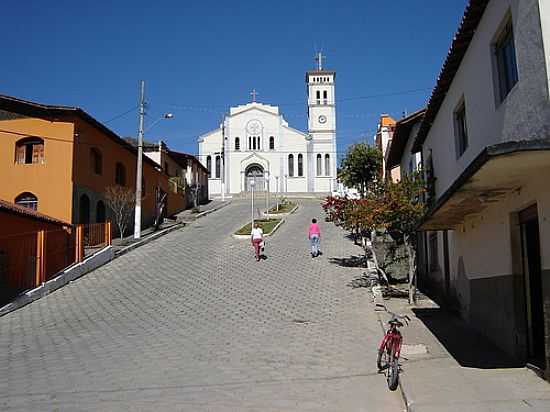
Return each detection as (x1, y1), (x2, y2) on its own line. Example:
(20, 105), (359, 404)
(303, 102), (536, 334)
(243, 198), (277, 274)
(72, 117), (178, 228)
(538, 0), (550, 93)
(0, 114), (75, 222)
(440, 172), (550, 358)
(399, 123), (422, 180)
(423, 0), (550, 199)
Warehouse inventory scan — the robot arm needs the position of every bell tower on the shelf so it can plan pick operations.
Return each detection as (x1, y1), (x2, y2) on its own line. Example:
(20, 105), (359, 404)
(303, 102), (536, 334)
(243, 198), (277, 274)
(306, 53), (337, 192)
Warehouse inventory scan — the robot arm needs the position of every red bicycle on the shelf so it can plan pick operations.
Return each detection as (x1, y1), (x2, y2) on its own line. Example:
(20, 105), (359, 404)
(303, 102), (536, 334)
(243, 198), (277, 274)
(377, 312), (410, 391)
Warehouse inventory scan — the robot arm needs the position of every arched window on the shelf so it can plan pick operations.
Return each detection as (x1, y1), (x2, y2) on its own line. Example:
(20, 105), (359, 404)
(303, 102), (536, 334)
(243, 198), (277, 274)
(79, 194), (90, 224)
(288, 154), (294, 177)
(215, 155), (221, 178)
(316, 90), (321, 104)
(316, 154), (322, 176)
(298, 154), (303, 177)
(235, 137), (240, 151)
(115, 162), (126, 186)
(269, 136), (274, 150)
(325, 154), (331, 176)
(15, 192), (38, 210)
(15, 137), (44, 164)
(206, 156), (212, 177)
(96, 201), (106, 223)
(248, 136), (252, 150)
(90, 148), (102, 175)
(323, 90), (328, 104)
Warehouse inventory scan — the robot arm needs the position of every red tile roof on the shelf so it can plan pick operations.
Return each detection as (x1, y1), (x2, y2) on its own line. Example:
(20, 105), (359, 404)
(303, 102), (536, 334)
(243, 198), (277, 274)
(412, 0), (490, 152)
(0, 94), (161, 170)
(0, 199), (69, 226)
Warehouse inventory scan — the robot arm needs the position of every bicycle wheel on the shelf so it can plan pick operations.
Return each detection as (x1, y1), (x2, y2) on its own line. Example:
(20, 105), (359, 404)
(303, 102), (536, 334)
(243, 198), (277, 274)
(387, 346), (399, 391)
(376, 348), (385, 371)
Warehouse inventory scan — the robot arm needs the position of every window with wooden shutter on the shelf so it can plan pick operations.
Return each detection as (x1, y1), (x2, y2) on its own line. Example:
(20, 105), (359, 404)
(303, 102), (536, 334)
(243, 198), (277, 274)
(15, 145), (25, 164)
(15, 137), (44, 164)
(32, 143), (44, 164)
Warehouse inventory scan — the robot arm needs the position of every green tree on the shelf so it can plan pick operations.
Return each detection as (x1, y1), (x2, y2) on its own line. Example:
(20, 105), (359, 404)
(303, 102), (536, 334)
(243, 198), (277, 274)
(338, 143), (383, 198)
(378, 173), (426, 303)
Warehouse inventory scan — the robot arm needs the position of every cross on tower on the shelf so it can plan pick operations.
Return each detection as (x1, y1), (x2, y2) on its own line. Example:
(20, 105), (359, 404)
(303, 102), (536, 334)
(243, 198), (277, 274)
(315, 52), (325, 71)
(250, 88), (259, 102)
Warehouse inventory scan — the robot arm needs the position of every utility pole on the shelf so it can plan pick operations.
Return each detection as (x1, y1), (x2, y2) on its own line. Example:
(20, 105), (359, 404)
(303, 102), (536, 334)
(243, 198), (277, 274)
(134, 80), (146, 239)
(221, 115), (226, 201)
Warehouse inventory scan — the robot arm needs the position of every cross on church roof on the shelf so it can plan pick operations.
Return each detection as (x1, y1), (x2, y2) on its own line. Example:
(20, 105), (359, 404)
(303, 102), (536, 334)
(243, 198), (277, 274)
(250, 88), (259, 102)
(315, 52), (325, 71)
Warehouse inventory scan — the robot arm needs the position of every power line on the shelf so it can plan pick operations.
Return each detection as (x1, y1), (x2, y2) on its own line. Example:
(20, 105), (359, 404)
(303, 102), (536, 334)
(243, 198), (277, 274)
(164, 87), (431, 112)
(103, 105), (138, 124)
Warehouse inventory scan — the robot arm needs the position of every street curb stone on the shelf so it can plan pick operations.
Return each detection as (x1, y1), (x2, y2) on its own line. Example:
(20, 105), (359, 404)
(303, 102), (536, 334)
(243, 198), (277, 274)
(232, 217), (285, 240)
(0, 246), (114, 317)
(114, 223), (184, 257)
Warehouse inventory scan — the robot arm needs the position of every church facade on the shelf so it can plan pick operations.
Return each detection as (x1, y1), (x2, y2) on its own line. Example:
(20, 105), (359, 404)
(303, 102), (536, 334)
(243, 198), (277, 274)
(198, 59), (337, 198)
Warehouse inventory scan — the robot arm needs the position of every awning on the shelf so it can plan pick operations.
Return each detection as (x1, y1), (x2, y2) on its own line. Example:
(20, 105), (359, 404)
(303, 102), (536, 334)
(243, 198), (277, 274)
(419, 140), (550, 231)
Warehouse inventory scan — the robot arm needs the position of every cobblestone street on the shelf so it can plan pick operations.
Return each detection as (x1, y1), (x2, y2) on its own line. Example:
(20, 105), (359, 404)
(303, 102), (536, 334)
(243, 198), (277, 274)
(0, 200), (404, 411)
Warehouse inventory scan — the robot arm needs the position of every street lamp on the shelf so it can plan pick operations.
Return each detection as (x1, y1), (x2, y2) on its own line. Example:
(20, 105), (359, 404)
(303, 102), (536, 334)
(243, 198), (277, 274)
(250, 179), (255, 228)
(134, 80), (174, 239)
(275, 176), (280, 211)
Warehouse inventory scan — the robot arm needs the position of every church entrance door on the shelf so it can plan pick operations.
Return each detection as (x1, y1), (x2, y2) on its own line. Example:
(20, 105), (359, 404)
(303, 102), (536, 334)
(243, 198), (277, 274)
(245, 164), (265, 192)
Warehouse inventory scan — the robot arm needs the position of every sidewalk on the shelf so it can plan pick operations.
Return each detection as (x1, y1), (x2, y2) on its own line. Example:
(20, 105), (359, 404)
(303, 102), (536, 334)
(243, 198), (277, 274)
(377, 294), (550, 411)
(175, 199), (231, 223)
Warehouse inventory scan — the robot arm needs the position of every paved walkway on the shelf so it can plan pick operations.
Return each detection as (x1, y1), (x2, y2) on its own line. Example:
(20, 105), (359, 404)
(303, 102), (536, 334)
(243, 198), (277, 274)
(380, 296), (550, 412)
(0, 200), (403, 411)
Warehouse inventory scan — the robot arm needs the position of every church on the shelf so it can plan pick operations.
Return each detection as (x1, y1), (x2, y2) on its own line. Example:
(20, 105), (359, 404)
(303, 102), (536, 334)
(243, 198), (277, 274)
(198, 55), (337, 198)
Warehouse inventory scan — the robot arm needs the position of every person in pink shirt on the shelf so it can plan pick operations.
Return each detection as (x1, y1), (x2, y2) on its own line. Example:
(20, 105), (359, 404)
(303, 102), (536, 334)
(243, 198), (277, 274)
(308, 218), (321, 258)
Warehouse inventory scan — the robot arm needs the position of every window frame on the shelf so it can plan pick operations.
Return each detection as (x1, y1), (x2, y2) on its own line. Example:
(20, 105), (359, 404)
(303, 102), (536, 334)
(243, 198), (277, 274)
(90, 148), (102, 175)
(115, 162), (126, 186)
(235, 137), (240, 151)
(288, 154), (294, 177)
(324, 154), (330, 176)
(298, 154), (303, 177)
(206, 155), (212, 177)
(316, 154), (322, 176)
(15, 137), (45, 165)
(215, 155), (221, 178)
(269, 136), (274, 150)
(494, 19), (519, 104)
(15, 192), (38, 211)
(454, 99), (469, 158)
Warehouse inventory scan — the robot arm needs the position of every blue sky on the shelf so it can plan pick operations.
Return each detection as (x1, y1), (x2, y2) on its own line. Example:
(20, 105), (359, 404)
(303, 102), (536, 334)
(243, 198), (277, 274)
(2, 0), (467, 160)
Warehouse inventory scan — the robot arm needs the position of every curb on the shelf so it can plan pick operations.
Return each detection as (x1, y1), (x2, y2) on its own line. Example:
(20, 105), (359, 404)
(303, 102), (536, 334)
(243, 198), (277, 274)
(114, 223), (184, 257)
(263, 204), (299, 218)
(232, 218), (285, 240)
(177, 200), (232, 223)
(0, 246), (114, 317)
(196, 200), (231, 218)
(373, 298), (412, 411)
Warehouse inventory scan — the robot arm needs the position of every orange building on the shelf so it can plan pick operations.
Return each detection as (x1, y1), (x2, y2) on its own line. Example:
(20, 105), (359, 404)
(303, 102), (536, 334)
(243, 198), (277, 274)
(0, 94), (185, 232)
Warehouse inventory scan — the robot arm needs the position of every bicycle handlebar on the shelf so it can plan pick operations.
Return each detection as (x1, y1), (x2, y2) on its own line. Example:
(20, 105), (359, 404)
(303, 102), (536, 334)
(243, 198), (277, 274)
(385, 309), (410, 326)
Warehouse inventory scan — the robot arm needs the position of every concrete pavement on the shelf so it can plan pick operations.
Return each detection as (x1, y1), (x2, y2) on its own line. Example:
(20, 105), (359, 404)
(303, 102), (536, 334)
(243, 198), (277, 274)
(379, 295), (550, 411)
(0, 199), (403, 411)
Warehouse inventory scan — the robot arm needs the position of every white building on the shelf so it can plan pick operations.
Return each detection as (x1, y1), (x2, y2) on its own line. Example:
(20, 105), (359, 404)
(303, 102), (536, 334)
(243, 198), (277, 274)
(198, 55), (337, 198)
(407, 0), (550, 376)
